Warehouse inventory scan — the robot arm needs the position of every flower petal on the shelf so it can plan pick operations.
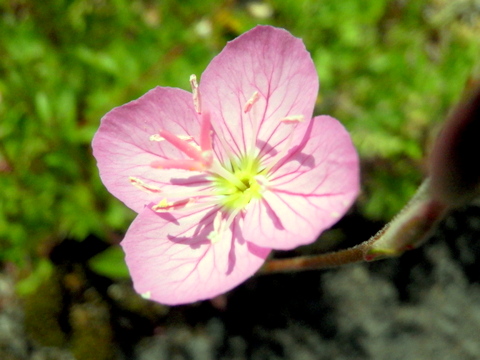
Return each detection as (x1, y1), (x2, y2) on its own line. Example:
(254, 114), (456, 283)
(199, 26), (319, 163)
(243, 115), (359, 250)
(92, 87), (209, 213)
(121, 206), (270, 305)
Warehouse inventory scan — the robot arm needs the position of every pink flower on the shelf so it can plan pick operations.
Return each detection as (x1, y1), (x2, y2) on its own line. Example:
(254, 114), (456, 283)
(92, 26), (359, 305)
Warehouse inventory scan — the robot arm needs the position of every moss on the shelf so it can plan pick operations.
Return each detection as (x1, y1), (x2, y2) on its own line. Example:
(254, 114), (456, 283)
(69, 291), (115, 360)
(22, 269), (66, 347)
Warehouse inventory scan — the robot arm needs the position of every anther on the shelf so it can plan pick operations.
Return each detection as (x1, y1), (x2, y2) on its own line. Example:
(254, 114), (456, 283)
(149, 134), (164, 141)
(244, 91), (262, 157)
(190, 74), (201, 114)
(151, 119), (213, 172)
(129, 177), (162, 193)
(152, 198), (193, 212)
(280, 115), (304, 124)
(207, 211), (224, 244)
(243, 91), (260, 113)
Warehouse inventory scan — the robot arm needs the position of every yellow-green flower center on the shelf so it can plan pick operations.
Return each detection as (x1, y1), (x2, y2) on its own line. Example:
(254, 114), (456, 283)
(213, 156), (265, 210)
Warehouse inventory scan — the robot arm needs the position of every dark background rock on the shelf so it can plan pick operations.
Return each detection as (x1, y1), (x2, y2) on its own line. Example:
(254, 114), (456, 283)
(134, 203), (480, 360)
(2, 203), (480, 360)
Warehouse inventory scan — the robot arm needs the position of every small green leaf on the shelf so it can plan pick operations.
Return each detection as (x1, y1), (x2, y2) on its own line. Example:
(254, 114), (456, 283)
(16, 258), (54, 296)
(88, 246), (130, 279)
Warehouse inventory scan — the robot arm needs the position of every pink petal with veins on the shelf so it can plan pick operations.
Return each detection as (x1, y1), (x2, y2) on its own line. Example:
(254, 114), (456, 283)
(92, 26), (361, 305)
(242, 116), (359, 250)
(121, 206), (270, 305)
(92, 87), (209, 213)
(200, 25), (319, 163)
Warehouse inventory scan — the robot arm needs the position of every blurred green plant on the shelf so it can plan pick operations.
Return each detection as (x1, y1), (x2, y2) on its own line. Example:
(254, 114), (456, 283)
(272, 0), (480, 218)
(0, 0), (479, 283)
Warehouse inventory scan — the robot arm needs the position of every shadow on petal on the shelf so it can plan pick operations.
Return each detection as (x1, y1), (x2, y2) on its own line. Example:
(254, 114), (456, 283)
(257, 139), (279, 158)
(148, 206), (180, 225)
(233, 217), (246, 246)
(170, 173), (211, 186)
(166, 234), (210, 249)
(165, 208), (218, 249)
(262, 198), (284, 230)
(247, 241), (271, 258)
(286, 151), (315, 168)
(227, 235), (236, 275)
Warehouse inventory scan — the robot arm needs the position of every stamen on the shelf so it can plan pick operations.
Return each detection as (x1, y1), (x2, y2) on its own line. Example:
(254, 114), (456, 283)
(150, 119), (213, 173)
(150, 196), (220, 214)
(244, 90), (262, 159)
(223, 208), (242, 231)
(200, 111), (213, 152)
(190, 74), (201, 114)
(150, 134), (194, 142)
(129, 177), (162, 193)
(243, 91), (260, 113)
(152, 198), (193, 212)
(151, 159), (205, 171)
(208, 211), (224, 243)
(262, 114), (304, 174)
(159, 129), (204, 162)
(209, 159), (248, 191)
(201, 150), (213, 168)
(207, 207), (242, 244)
(206, 113), (241, 166)
(280, 115), (304, 124)
(149, 134), (164, 141)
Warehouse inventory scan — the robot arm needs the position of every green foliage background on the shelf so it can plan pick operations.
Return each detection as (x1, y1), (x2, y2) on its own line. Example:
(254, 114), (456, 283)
(1, 0), (479, 279)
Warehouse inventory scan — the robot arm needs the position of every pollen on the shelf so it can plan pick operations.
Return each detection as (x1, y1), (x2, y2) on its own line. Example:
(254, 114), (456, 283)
(140, 291), (151, 300)
(152, 198), (192, 212)
(243, 91), (260, 113)
(190, 74), (201, 114)
(280, 114), (304, 124)
(129, 177), (162, 193)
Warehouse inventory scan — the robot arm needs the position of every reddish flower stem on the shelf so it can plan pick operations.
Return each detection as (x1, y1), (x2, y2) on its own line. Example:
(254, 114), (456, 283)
(261, 85), (480, 275)
(260, 178), (450, 275)
(259, 244), (367, 274)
